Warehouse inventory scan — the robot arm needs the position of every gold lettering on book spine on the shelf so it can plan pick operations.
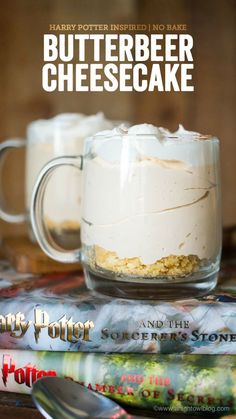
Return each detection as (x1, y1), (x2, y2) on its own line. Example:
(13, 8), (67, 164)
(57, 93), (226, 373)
(33, 309), (94, 343)
(0, 310), (95, 343)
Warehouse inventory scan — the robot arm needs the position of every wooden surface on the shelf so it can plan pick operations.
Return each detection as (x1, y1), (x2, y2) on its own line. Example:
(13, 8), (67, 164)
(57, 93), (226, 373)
(0, 392), (43, 419)
(2, 236), (81, 273)
(0, 391), (223, 419)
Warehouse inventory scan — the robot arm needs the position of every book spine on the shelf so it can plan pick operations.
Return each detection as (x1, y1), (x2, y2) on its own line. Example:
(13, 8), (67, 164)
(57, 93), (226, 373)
(0, 350), (235, 415)
(0, 298), (236, 354)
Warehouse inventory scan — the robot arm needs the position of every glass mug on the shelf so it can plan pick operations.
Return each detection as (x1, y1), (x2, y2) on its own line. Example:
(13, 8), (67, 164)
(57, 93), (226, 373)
(0, 113), (115, 246)
(31, 131), (221, 298)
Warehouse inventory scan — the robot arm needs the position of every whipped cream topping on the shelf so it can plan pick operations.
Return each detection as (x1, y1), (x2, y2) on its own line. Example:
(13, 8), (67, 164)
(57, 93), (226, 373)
(82, 123), (220, 265)
(95, 123), (202, 138)
(91, 123), (218, 167)
(28, 112), (114, 144)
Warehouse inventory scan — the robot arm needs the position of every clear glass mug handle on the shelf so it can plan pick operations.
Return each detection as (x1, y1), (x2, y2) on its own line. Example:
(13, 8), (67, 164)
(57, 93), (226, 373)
(30, 155), (83, 263)
(0, 138), (27, 223)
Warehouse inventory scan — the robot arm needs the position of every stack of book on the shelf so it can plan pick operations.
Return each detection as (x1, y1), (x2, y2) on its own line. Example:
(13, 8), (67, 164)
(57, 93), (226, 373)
(0, 259), (235, 416)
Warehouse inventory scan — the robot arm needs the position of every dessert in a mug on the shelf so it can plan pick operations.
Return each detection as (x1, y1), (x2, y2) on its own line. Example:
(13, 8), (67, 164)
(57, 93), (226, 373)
(82, 123), (221, 278)
(26, 112), (114, 244)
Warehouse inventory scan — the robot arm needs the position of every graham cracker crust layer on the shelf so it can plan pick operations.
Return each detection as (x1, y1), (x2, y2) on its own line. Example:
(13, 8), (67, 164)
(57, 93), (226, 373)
(94, 245), (200, 277)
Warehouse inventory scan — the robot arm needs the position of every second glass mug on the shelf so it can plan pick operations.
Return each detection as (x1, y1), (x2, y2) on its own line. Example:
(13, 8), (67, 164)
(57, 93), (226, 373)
(31, 131), (221, 299)
(0, 113), (115, 246)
